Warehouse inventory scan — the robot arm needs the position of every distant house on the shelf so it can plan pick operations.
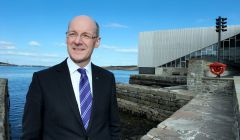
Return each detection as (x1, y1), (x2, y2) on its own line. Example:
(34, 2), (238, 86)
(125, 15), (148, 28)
(138, 25), (240, 74)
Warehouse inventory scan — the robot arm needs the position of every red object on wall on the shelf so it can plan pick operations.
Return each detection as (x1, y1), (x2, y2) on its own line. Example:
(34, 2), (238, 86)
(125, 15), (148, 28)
(208, 62), (227, 77)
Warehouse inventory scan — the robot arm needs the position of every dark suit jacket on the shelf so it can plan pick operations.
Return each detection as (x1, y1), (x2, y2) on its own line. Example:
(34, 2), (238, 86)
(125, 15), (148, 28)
(22, 59), (121, 140)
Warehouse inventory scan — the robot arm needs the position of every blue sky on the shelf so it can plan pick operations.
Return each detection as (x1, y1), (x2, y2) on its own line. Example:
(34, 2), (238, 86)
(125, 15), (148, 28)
(0, 0), (239, 66)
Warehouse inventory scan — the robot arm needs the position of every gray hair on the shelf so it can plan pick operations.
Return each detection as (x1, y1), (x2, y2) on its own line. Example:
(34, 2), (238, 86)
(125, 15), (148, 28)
(95, 21), (100, 37)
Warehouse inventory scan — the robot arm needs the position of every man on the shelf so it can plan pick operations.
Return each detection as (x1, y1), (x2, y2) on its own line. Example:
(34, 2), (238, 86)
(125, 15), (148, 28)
(22, 15), (121, 140)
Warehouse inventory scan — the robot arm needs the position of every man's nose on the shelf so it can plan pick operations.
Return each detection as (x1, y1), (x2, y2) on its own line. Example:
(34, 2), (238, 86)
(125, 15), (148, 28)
(74, 35), (84, 44)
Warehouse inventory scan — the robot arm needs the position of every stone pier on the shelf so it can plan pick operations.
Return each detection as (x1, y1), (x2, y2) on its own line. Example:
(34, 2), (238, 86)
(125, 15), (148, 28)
(129, 74), (187, 87)
(0, 79), (10, 140)
(117, 84), (193, 122)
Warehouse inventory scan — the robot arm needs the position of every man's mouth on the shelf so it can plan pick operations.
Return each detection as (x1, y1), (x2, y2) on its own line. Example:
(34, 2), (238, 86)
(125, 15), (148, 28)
(73, 47), (85, 51)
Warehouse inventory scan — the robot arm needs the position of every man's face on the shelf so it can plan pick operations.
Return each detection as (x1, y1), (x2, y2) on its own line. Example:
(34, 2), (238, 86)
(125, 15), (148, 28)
(66, 16), (100, 66)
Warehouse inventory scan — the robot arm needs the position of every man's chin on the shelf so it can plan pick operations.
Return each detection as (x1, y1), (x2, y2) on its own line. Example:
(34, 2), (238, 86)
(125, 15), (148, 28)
(72, 58), (84, 63)
(70, 57), (90, 66)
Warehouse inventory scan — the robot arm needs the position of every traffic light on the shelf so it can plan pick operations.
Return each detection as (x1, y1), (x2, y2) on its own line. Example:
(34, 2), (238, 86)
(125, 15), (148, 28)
(215, 16), (227, 32)
(221, 18), (227, 32)
(216, 17), (221, 32)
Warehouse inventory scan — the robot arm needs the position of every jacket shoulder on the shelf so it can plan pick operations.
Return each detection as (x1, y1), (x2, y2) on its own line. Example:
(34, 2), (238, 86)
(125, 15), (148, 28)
(92, 63), (114, 77)
(34, 60), (66, 77)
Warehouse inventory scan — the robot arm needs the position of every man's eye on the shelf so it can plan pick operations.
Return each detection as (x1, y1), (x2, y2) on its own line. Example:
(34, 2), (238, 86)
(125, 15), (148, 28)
(82, 34), (90, 38)
(69, 33), (77, 36)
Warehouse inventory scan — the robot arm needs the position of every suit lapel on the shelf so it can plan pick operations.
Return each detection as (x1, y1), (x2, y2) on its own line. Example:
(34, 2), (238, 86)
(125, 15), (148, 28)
(55, 59), (86, 132)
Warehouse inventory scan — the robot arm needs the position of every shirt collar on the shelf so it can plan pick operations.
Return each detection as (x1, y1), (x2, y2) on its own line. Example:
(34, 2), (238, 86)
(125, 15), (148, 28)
(67, 57), (92, 74)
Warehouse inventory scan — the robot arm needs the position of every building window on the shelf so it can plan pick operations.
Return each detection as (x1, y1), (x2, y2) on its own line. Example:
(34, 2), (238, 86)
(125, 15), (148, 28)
(230, 38), (235, 61)
(176, 59), (181, 67)
(236, 34), (240, 41)
(172, 60), (176, 67)
(196, 50), (201, 58)
(181, 62), (186, 68)
(236, 40), (240, 62)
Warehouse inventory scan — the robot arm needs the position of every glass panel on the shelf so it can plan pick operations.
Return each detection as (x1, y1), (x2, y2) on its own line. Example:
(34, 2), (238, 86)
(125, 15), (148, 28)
(181, 56), (185, 61)
(229, 38), (235, 61)
(224, 40), (229, 48)
(176, 59), (180, 67)
(230, 39), (235, 48)
(237, 41), (240, 48)
(236, 34), (240, 41)
(210, 44), (217, 57)
(196, 50), (201, 58)
(224, 49), (229, 59)
(190, 52), (196, 58)
(167, 62), (171, 67)
(229, 49), (235, 60)
(220, 42), (224, 48)
(207, 49), (212, 55)
(236, 47), (240, 62)
(201, 48), (206, 56)
(213, 44), (217, 51)
(181, 62), (185, 68)
(219, 48), (224, 60)
(172, 60), (175, 67)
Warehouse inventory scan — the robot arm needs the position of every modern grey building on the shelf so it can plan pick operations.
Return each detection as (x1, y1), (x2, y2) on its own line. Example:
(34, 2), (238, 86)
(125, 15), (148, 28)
(138, 25), (240, 74)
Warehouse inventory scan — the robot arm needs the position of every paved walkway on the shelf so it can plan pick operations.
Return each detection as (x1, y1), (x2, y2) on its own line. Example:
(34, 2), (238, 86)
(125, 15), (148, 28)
(141, 88), (236, 140)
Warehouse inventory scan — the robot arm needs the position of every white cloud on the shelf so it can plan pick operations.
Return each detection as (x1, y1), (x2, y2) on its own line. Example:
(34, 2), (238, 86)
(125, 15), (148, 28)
(55, 42), (66, 47)
(101, 44), (137, 53)
(103, 23), (128, 28)
(0, 41), (16, 49)
(59, 43), (66, 47)
(101, 45), (118, 49)
(195, 18), (211, 23)
(0, 51), (60, 58)
(29, 41), (40, 47)
(115, 48), (138, 53)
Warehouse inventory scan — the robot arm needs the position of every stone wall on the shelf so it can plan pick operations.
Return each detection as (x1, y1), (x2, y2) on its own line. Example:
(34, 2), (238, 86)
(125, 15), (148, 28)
(233, 76), (240, 140)
(0, 79), (10, 140)
(155, 67), (187, 76)
(187, 59), (209, 93)
(116, 84), (193, 122)
(201, 77), (234, 94)
(129, 74), (187, 87)
(187, 59), (235, 92)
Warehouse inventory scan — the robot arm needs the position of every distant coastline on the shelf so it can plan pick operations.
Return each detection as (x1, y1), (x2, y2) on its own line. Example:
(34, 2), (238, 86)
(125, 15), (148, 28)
(0, 62), (138, 71)
(0, 62), (47, 68)
(0, 62), (17, 66)
(102, 65), (138, 71)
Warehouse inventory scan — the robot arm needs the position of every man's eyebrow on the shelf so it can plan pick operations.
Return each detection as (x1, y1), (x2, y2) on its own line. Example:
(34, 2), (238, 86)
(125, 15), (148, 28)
(67, 30), (77, 32)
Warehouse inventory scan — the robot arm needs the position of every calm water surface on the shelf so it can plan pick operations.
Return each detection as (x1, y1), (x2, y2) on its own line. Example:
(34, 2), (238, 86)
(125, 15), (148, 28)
(0, 66), (137, 140)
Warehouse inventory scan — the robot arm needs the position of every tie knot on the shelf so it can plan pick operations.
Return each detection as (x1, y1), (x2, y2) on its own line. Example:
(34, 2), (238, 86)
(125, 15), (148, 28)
(77, 68), (86, 75)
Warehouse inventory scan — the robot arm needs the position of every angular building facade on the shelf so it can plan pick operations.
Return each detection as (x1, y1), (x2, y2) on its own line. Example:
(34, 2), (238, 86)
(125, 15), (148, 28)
(138, 26), (240, 74)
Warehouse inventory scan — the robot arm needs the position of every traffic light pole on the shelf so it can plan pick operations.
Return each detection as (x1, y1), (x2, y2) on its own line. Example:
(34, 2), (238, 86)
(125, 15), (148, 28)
(216, 16), (227, 62)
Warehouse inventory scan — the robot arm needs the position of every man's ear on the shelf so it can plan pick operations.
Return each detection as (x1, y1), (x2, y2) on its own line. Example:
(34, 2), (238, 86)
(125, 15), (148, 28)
(94, 37), (101, 48)
(65, 37), (68, 47)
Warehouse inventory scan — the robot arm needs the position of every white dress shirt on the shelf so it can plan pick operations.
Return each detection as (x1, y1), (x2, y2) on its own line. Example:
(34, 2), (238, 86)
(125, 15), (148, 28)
(67, 58), (93, 114)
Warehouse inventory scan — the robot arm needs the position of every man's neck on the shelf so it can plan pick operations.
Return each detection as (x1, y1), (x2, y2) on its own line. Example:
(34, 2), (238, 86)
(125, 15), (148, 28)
(72, 59), (91, 68)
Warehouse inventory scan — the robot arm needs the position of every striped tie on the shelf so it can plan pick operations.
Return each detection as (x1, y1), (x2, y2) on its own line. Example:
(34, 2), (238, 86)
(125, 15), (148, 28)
(78, 68), (92, 130)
